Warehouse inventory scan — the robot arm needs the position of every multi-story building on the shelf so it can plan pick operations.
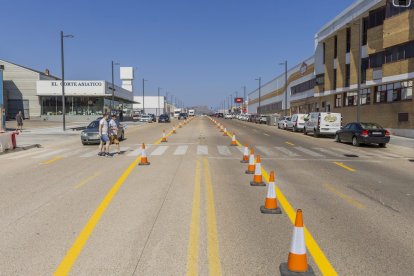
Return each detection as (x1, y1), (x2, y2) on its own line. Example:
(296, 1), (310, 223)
(310, 0), (413, 135)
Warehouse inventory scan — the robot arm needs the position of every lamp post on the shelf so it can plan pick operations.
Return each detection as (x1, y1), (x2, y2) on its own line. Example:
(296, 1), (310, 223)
(142, 78), (148, 114)
(356, 18), (362, 122)
(242, 85), (246, 113)
(255, 77), (261, 114)
(279, 61), (288, 116)
(60, 31), (74, 131)
(111, 61), (120, 112)
(157, 87), (162, 116)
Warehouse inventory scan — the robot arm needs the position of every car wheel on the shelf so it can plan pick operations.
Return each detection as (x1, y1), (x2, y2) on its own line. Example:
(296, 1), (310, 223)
(313, 129), (319, 138)
(335, 134), (341, 143)
(379, 143), (386, 148)
(82, 142), (87, 145)
(352, 136), (360, 147)
(292, 126), (296, 132)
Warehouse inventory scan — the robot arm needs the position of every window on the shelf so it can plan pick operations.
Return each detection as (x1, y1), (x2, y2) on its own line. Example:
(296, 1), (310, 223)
(346, 28), (351, 53)
(362, 17), (368, 45)
(333, 69), (337, 90)
(291, 78), (316, 95)
(334, 36), (338, 59)
(375, 85), (388, 103)
(398, 113), (409, 122)
(369, 52), (385, 68)
(323, 43), (326, 64)
(315, 74), (325, 85)
(386, 0), (414, 19)
(344, 91), (358, 106)
(361, 58), (369, 83)
(368, 6), (385, 28)
(335, 93), (343, 107)
(401, 80), (413, 100)
(360, 88), (372, 105)
(345, 64), (350, 87)
(257, 101), (282, 114)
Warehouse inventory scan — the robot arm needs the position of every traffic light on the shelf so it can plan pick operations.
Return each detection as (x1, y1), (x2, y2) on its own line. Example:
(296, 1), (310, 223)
(392, 0), (411, 7)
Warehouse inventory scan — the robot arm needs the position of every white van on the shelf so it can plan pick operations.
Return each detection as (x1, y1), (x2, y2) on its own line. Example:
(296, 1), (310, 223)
(303, 112), (341, 137)
(286, 113), (307, 132)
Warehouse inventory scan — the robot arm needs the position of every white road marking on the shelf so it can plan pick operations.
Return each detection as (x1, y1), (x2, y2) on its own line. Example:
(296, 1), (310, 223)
(5, 148), (48, 159)
(237, 147), (244, 154)
(150, 146), (169, 156)
(274, 147), (299, 157)
(217, 145), (231, 156)
(256, 146), (275, 156)
(313, 148), (344, 158)
(80, 150), (100, 157)
(127, 147), (142, 156)
(33, 149), (68, 159)
(295, 146), (325, 158)
(264, 133), (270, 136)
(63, 148), (88, 157)
(174, 145), (188, 155)
(197, 145), (208, 155)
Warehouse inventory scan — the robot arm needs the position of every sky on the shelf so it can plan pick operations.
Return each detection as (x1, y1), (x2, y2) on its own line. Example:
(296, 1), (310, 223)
(1, 0), (355, 109)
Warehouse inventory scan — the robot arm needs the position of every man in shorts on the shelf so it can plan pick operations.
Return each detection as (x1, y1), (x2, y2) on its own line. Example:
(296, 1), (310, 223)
(98, 113), (111, 157)
(109, 114), (121, 155)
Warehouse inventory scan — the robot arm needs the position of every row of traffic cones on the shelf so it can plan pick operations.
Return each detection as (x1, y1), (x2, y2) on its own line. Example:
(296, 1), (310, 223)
(209, 116), (314, 276)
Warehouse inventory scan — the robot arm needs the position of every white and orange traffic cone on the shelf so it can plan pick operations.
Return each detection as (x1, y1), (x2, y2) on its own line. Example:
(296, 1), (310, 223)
(161, 130), (167, 142)
(172, 125), (177, 134)
(220, 125), (224, 132)
(279, 209), (315, 276)
(231, 133), (237, 146)
(245, 148), (255, 174)
(260, 171), (282, 214)
(240, 145), (249, 163)
(179, 123), (182, 128)
(250, 155), (265, 186)
(223, 128), (227, 136)
(138, 143), (150, 166)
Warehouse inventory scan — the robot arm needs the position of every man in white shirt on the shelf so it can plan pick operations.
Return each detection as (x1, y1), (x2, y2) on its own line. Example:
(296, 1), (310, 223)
(98, 113), (110, 157)
(109, 114), (121, 154)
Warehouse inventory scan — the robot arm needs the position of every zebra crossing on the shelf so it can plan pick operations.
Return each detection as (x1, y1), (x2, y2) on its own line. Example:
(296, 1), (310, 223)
(0, 143), (408, 161)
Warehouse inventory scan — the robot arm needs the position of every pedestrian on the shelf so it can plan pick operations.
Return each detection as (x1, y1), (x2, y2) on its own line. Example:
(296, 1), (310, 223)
(109, 114), (121, 155)
(98, 113), (111, 157)
(16, 111), (23, 132)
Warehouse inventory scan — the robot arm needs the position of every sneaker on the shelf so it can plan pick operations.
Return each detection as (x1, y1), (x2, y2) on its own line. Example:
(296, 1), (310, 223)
(105, 152), (113, 157)
(97, 152), (104, 156)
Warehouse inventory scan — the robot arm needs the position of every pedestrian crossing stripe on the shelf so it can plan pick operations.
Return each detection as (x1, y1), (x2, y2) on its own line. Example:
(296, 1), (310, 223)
(174, 145), (188, 155)
(150, 146), (168, 156)
(197, 145), (208, 155)
(294, 146), (325, 157)
(217, 145), (231, 156)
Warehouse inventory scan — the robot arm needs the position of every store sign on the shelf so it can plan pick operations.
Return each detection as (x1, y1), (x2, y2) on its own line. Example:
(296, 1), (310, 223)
(300, 62), (308, 76)
(37, 80), (106, 96)
(50, 81), (103, 87)
(234, 97), (243, 103)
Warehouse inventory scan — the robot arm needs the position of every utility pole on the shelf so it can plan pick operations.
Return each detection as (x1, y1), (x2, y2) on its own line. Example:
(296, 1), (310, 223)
(255, 77), (261, 114)
(60, 31), (74, 131)
(157, 87), (161, 117)
(356, 18), (362, 122)
(142, 78), (147, 114)
(284, 61), (288, 116)
(242, 85), (246, 113)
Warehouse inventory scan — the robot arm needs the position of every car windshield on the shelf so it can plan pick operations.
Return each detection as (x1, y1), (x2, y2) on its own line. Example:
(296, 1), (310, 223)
(87, 121), (99, 128)
(360, 123), (383, 130)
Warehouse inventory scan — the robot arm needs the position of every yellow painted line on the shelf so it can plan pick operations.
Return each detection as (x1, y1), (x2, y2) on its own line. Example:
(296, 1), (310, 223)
(334, 162), (356, 172)
(74, 171), (102, 189)
(209, 120), (337, 275)
(324, 183), (366, 210)
(285, 141), (295, 146)
(41, 156), (63, 165)
(203, 158), (222, 276)
(261, 169), (338, 276)
(54, 131), (173, 275)
(186, 159), (201, 276)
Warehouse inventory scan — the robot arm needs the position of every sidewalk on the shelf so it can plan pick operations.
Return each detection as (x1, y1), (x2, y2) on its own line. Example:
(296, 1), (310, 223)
(389, 135), (414, 149)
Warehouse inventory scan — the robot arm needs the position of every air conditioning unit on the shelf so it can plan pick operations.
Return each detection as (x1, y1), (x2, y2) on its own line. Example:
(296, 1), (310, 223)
(393, 0), (411, 7)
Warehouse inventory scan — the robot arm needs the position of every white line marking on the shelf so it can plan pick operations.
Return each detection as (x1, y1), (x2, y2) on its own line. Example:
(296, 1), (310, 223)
(256, 146), (275, 156)
(217, 146), (231, 156)
(313, 148), (344, 158)
(174, 145), (188, 155)
(5, 149), (47, 159)
(264, 133), (270, 136)
(80, 150), (100, 157)
(33, 149), (68, 159)
(274, 147), (299, 157)
(295, 146), (325, 157)
(197, 145), (208, 155)
(150, 146), (169, 156)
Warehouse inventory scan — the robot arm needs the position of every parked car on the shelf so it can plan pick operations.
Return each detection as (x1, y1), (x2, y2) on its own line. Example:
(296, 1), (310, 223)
(149, 114), (156, 122)
(335, 122), (390, 147)
(304, 112), (341, 137)
(249, 114), (260, 123)
(178, 112), (188, 120)
(258, 115), (268, 124)
(217, 113), (224, 118)
(286, 114), (307, 132)
(158, 114), (170, 123)
(139, 114), (152, 122)
(277, 116), (291, 129)
(80, 118), (125, 145)
(224, 113), (233, 119)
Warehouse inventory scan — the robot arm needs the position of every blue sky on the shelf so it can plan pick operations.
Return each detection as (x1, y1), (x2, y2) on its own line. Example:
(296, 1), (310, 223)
(1, 0), (355, 108)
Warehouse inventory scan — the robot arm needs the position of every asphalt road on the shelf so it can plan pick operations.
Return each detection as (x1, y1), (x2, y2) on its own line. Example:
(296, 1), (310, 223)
(0, 116), (413, 275)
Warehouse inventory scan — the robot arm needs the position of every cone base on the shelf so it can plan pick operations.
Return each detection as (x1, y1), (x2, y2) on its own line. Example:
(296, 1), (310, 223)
(245, 170), (255, 174)
(138, 162), (151, 166)
(260, 205), (282, 214)
(230, 144), (237, 146)
(250, 181), (266, 186)
(279, 263), (315, 276)
(240, 160), (249, 163)
(161, 140), (167, 143)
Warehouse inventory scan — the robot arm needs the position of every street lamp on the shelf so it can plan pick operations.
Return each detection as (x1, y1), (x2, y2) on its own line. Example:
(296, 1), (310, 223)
(142, 78), (148, 114)
(157, 87), (162, 117)
(255, 77), (261, 114)
(242, 85), (246, 113)
(60, 31), (74, 131)
(111, 61), (120, 112)
(279, 61), (288, 116)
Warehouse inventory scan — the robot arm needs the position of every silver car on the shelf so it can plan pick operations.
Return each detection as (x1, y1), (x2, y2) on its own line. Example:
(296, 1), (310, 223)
(277, 116), (291, 129)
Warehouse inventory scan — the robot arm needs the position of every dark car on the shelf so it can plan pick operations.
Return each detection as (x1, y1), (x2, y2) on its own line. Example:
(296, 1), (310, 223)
(158, 114), (170, 123)
(149, 114), (156, 122)
(80, 118), (125, 145)
(335, 122), (390, 147)
(178, 112), (188, 120)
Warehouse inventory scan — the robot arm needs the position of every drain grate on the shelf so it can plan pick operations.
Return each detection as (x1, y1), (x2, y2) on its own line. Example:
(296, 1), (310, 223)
(344, 154), (359, 158)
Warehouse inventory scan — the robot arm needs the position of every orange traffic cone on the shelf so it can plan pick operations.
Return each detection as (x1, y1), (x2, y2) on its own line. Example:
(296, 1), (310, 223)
(245, 148), (255, 174)
(179, 123), (182, 128)
(161, 130), (167, 142)
(279, 210), (315, 276)
(231, 133), (237, 146)
(173, 125), (176, 134)
(240, 145), (249, 163)
(250, 155), (265, 186)
(223, 128), (227, 136)
(260, 171), (281, 214)
(220, 125), (224, 132)
(138, 143), (150, 166)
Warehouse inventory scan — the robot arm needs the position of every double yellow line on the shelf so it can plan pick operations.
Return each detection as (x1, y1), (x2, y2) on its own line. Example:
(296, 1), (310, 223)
(186, 158), (222, 276)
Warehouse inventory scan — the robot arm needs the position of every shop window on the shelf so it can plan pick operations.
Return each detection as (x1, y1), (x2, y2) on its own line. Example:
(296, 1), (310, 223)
(335, 94), (343, 107)
(344, 91), (358, 106)
(360, 88), (372, 105)
(402, 80), (413, 100)
(375, 85), (388, 103)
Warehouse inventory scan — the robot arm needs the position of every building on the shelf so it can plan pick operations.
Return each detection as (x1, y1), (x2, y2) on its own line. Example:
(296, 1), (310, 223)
(248, 57), (315, 115)
(133, 96), (166, 116)
(0, 59), (136, 121)
(312, 0), (413, 135)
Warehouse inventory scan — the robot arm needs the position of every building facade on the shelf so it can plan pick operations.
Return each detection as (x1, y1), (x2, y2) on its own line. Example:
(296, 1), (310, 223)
(133, 96), (166, 116)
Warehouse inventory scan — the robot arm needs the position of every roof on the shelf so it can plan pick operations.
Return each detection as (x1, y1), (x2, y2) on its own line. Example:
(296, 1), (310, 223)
(0, 58), (61, 80)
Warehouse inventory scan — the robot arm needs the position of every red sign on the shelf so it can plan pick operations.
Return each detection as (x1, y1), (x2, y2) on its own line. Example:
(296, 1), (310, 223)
(234, 97), (243, 103)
